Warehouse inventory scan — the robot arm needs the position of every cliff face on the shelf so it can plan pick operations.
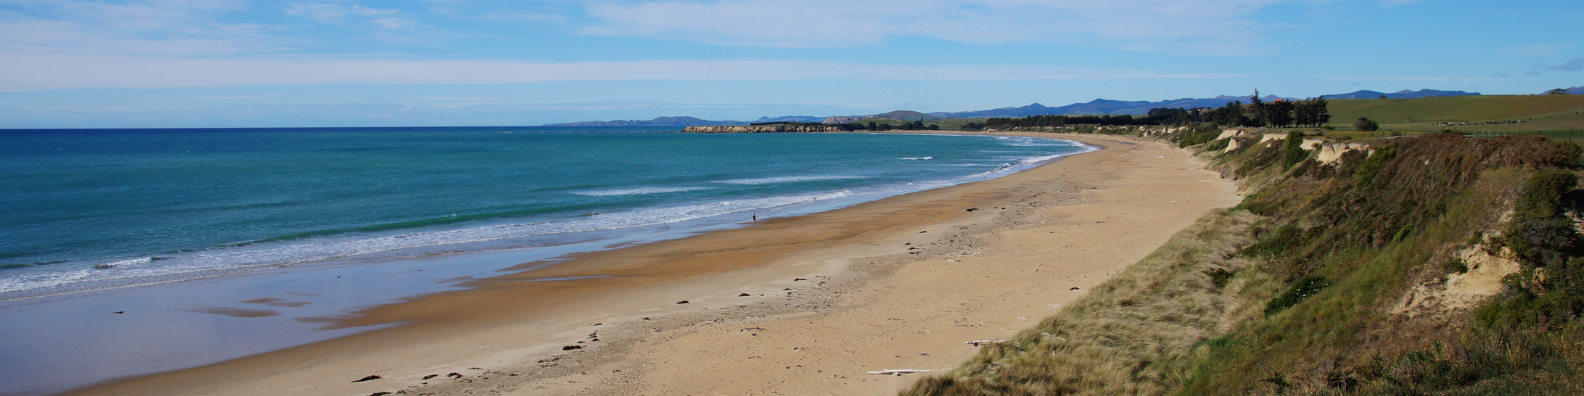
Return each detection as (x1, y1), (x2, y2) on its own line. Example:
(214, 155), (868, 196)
(683, 125), (851, 133)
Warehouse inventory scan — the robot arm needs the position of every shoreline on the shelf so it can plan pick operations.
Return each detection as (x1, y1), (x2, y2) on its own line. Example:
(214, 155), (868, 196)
(63, 133), (1240, 396)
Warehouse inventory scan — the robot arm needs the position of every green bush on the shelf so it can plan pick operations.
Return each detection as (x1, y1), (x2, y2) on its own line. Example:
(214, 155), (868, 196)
(1264, 275), (1330, 316)
(1354, 117), (1380, 132)
(1281, 131), (1308, 170)
(1177, 124), (1222, 148)
(1352, 143), (1397, 189)
(1239, 223), (1303, 257)
(1204, 268), (1236, 290)
(1503, 170), (1580, 268)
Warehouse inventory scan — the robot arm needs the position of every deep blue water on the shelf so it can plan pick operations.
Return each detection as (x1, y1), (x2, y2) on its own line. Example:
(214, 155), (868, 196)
(0, 127), (1090, 301)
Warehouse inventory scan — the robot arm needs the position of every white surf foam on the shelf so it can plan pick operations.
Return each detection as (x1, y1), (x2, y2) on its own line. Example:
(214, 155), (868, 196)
(714, 176), (869, 185)
(93, 257), (152, 269)
(0, 190), (859, 297)
(572, 186), (713, 196)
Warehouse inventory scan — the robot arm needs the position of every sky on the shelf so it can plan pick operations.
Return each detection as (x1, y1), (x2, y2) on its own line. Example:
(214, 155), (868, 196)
(1, 0), (1581, 128)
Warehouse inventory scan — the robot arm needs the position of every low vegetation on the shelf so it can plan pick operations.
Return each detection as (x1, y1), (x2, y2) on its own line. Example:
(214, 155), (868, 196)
(904, 124), (1584, 395)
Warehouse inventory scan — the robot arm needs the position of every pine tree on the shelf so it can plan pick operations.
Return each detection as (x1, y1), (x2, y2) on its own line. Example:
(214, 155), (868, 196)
(1249, 90), (1267, 127)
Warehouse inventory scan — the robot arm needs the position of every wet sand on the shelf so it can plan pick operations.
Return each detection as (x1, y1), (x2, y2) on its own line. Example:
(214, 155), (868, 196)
(65, 133), (1239, 396)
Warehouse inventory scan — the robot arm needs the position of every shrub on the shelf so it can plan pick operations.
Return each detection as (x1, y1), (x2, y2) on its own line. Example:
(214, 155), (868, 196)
(1240, 223), (1303, 257)
(1204, 138), (1230, 151)
(1503, 170), (1581, 267)
(1204, 268), (1236, 290)
(1352, 143), (1396, 189)
(1354, 117), (1380, 132)
(1264, 275), (1330, 316)
(1176, 124), (1222, 148)
(1281, 131), (1309, 170)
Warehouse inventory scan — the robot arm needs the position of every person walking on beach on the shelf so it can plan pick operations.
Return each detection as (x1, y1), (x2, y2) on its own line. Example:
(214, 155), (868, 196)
(752, 213), (757, 222)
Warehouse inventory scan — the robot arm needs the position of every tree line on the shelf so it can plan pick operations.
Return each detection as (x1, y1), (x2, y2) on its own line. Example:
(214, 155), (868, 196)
(984, 91), (1332, 129)
(748, 120), (939, 131)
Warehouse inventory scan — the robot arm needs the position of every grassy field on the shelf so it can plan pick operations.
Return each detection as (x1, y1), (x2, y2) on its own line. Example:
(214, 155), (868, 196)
(1326, 95), (1584, 134)
(927, 117), (988, 130)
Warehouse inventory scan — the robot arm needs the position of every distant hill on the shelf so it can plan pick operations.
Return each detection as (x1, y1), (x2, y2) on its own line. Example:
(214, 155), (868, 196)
(872, 110), (944, 121)
(928, 95), (1291, 118)
(1541, 86), (1584, 95)
(914, 89), (1477, 119)
(545, 116), (745, 127)
(927, 103), (1062, 118)
(820, 110), (944, 124)
(557, 88), (1497, 127)
(752, 115), (825, 123)
(1322, 89), (1480, 99)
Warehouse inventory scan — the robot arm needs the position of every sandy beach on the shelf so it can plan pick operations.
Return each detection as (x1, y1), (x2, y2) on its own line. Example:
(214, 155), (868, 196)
(64, 133), (1239, 396)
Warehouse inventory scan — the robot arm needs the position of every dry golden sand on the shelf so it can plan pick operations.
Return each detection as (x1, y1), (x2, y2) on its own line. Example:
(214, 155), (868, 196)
(65, 133), (1238, 396)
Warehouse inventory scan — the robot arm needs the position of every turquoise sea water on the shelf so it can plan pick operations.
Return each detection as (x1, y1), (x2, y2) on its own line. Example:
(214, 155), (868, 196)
(0, 127), (1091, 301)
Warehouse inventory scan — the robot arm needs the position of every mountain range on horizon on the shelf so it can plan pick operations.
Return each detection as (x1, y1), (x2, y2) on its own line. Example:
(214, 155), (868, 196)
(544, 89), (1485, 126)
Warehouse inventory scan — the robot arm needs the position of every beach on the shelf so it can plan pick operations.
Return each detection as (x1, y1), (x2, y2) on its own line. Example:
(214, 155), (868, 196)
(64, 133), (1239, 396)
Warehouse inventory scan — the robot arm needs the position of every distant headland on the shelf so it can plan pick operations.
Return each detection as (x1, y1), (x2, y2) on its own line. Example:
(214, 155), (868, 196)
(545, 88), (1484, 127)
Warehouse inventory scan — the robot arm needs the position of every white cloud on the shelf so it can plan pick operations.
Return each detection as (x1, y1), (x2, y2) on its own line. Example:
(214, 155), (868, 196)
(371, 17), (415, 29)
(1545, 57), (1583, 72)
(0, 0), (282, 56)
(1503, 44), (1572, 56)
(284, 2), (409, 29)
(0, 53), (1236, 91)
(577, 0), (1324, 54)
(1316, 74), (1500, 82)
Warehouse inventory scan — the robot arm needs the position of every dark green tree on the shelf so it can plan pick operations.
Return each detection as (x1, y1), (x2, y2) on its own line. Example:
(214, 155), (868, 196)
(1265, 99), (1295, 128)
(1353, 117), (1380, 132)
(1312, 97), (1331, 126)
(1249, 90), (1267, 127)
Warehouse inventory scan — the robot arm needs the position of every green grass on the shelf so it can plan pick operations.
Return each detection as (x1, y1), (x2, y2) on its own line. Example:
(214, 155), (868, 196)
(1326, 95), (1584, 135)
(925, 117), (989, 131)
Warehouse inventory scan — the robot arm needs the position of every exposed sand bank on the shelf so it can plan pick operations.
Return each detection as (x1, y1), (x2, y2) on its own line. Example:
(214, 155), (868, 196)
(65, 133), (1239, 396)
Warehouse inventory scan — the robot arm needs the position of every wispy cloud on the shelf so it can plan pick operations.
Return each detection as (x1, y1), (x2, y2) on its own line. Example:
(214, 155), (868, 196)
(0, 0), (282, 56)
(1317, 74), (1501, 82)
(1545, 57), (1583, 72)
(284, 2), (414, 30)
(284, 3), (399, 21)
(0, 53), (1238, 91)
(1503, 43), (1572, 56)
(576, 0), (1405, 54)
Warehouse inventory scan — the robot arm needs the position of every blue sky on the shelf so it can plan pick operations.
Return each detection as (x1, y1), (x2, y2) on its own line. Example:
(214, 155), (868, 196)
(1, 0), (1581, 128)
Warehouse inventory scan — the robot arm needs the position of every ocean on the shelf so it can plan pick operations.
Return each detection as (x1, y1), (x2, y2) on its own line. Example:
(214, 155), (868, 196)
(0, 127), (1089, 301)
(0, 127), (1091, 394)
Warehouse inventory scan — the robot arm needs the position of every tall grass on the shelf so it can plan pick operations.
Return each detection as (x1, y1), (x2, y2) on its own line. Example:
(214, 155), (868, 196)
(904, 210), (1257, 395)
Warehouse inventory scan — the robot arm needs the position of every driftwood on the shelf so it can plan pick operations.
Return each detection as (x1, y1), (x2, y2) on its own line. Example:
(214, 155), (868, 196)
(965, 339), (1008, 346)
(867, 369), (934, 376)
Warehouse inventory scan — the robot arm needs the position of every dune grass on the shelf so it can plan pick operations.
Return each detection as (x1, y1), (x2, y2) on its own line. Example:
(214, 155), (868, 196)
(905, 131), (1584, 395)
(904, 209), (1258, 395)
